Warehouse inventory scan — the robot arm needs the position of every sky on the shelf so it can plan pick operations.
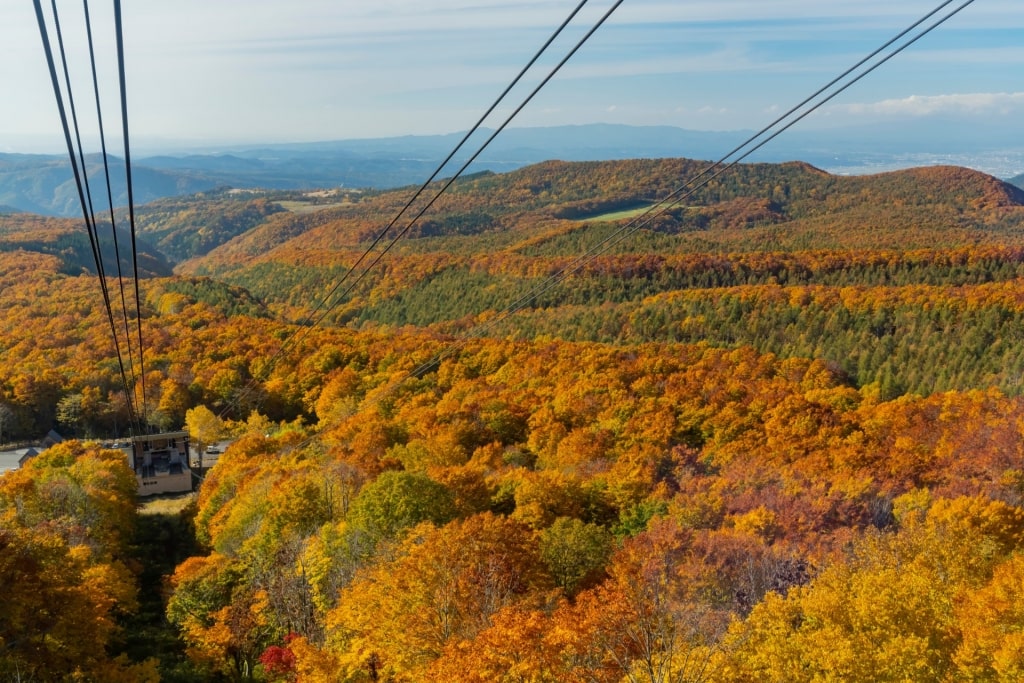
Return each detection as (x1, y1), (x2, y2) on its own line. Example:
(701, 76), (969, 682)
(2, 0), (1022, 157)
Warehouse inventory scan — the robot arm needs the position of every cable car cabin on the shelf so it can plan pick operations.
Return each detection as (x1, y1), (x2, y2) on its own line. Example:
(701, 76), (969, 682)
(128, 431), (193, 496)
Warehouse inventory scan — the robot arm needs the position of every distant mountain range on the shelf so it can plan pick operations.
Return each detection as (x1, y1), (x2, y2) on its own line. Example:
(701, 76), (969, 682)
(2, 123), (1022, 217)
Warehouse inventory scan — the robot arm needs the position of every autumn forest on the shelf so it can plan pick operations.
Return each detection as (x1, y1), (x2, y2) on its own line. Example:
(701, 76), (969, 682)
(4, 158), (1024, 681)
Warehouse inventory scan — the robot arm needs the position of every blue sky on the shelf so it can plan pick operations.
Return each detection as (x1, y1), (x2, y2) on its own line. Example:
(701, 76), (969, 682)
(2, 0), (1022, 155)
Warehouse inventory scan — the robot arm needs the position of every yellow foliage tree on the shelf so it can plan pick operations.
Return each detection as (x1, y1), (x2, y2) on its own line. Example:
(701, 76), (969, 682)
(326, 513), (551, 681)
(186, 404), (225, 457)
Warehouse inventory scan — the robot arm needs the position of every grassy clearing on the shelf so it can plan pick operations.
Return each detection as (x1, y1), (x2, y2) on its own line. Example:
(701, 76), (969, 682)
(138, 492), (195, 515)
(581, 204), (655, 222)
(277, 200), (352, 214)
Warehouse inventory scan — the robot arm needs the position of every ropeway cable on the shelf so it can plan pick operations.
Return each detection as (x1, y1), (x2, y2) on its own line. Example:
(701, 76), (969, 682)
(293, 0), (594, 333)
(33, 0), (143, 434)
(82, 0), (144, 422)
(114, 0), (149, 428)
(303, 0), (627, 334)
(395, 0), (979, 385)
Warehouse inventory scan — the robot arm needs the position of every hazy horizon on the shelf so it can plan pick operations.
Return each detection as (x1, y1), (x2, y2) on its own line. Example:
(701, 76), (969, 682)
(3, 1), (1022, 160)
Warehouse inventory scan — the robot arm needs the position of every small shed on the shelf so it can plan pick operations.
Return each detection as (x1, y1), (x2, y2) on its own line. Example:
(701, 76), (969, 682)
(17, 447), (38, 467)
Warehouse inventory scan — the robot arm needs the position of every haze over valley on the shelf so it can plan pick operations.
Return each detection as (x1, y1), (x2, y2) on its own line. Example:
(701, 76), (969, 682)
(3, 122), (1023, 218)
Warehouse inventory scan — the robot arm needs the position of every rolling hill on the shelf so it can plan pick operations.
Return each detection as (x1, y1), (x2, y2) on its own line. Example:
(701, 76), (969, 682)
(175, 158), (1024, 301)
(132, 158), (1023, 398)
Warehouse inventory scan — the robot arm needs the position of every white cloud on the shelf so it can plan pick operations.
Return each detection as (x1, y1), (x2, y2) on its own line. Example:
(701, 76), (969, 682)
(831, 92), (1024, 117)
(615, 0), (1024, 30)
(4, 1), (1024, 149)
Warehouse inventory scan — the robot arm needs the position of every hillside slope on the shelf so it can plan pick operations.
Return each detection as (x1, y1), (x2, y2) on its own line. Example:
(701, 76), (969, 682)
(0, 212), (171, 277)
(6, 157), (1024, 400)
(5, 157), (1024, 680)
(177, 158), (1024, 305)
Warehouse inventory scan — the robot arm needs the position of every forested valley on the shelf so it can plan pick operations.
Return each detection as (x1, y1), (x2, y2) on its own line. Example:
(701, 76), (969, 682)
(3, 158), (1024, 681)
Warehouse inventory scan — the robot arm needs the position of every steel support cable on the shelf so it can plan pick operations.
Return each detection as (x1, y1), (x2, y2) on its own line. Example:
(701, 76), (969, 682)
(309, 0), (627, 330)
(113, 0), (148, 429)
(398, 0), (978, 383)
(53, 0), (142, 433)
(294, 0), (593, 333)
(50, 0), (141, 432)
(33, 0), (141, 433)
(49, 0), (104, 280)
(82, 0), (142, 412)
(217, 0), (613, 420)
(49, 0), (112, 322)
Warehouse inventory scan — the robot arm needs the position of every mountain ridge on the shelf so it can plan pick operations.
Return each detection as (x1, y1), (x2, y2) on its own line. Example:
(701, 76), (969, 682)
(4, 123), (1022, 217)
(168, 159), (1024, 328)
